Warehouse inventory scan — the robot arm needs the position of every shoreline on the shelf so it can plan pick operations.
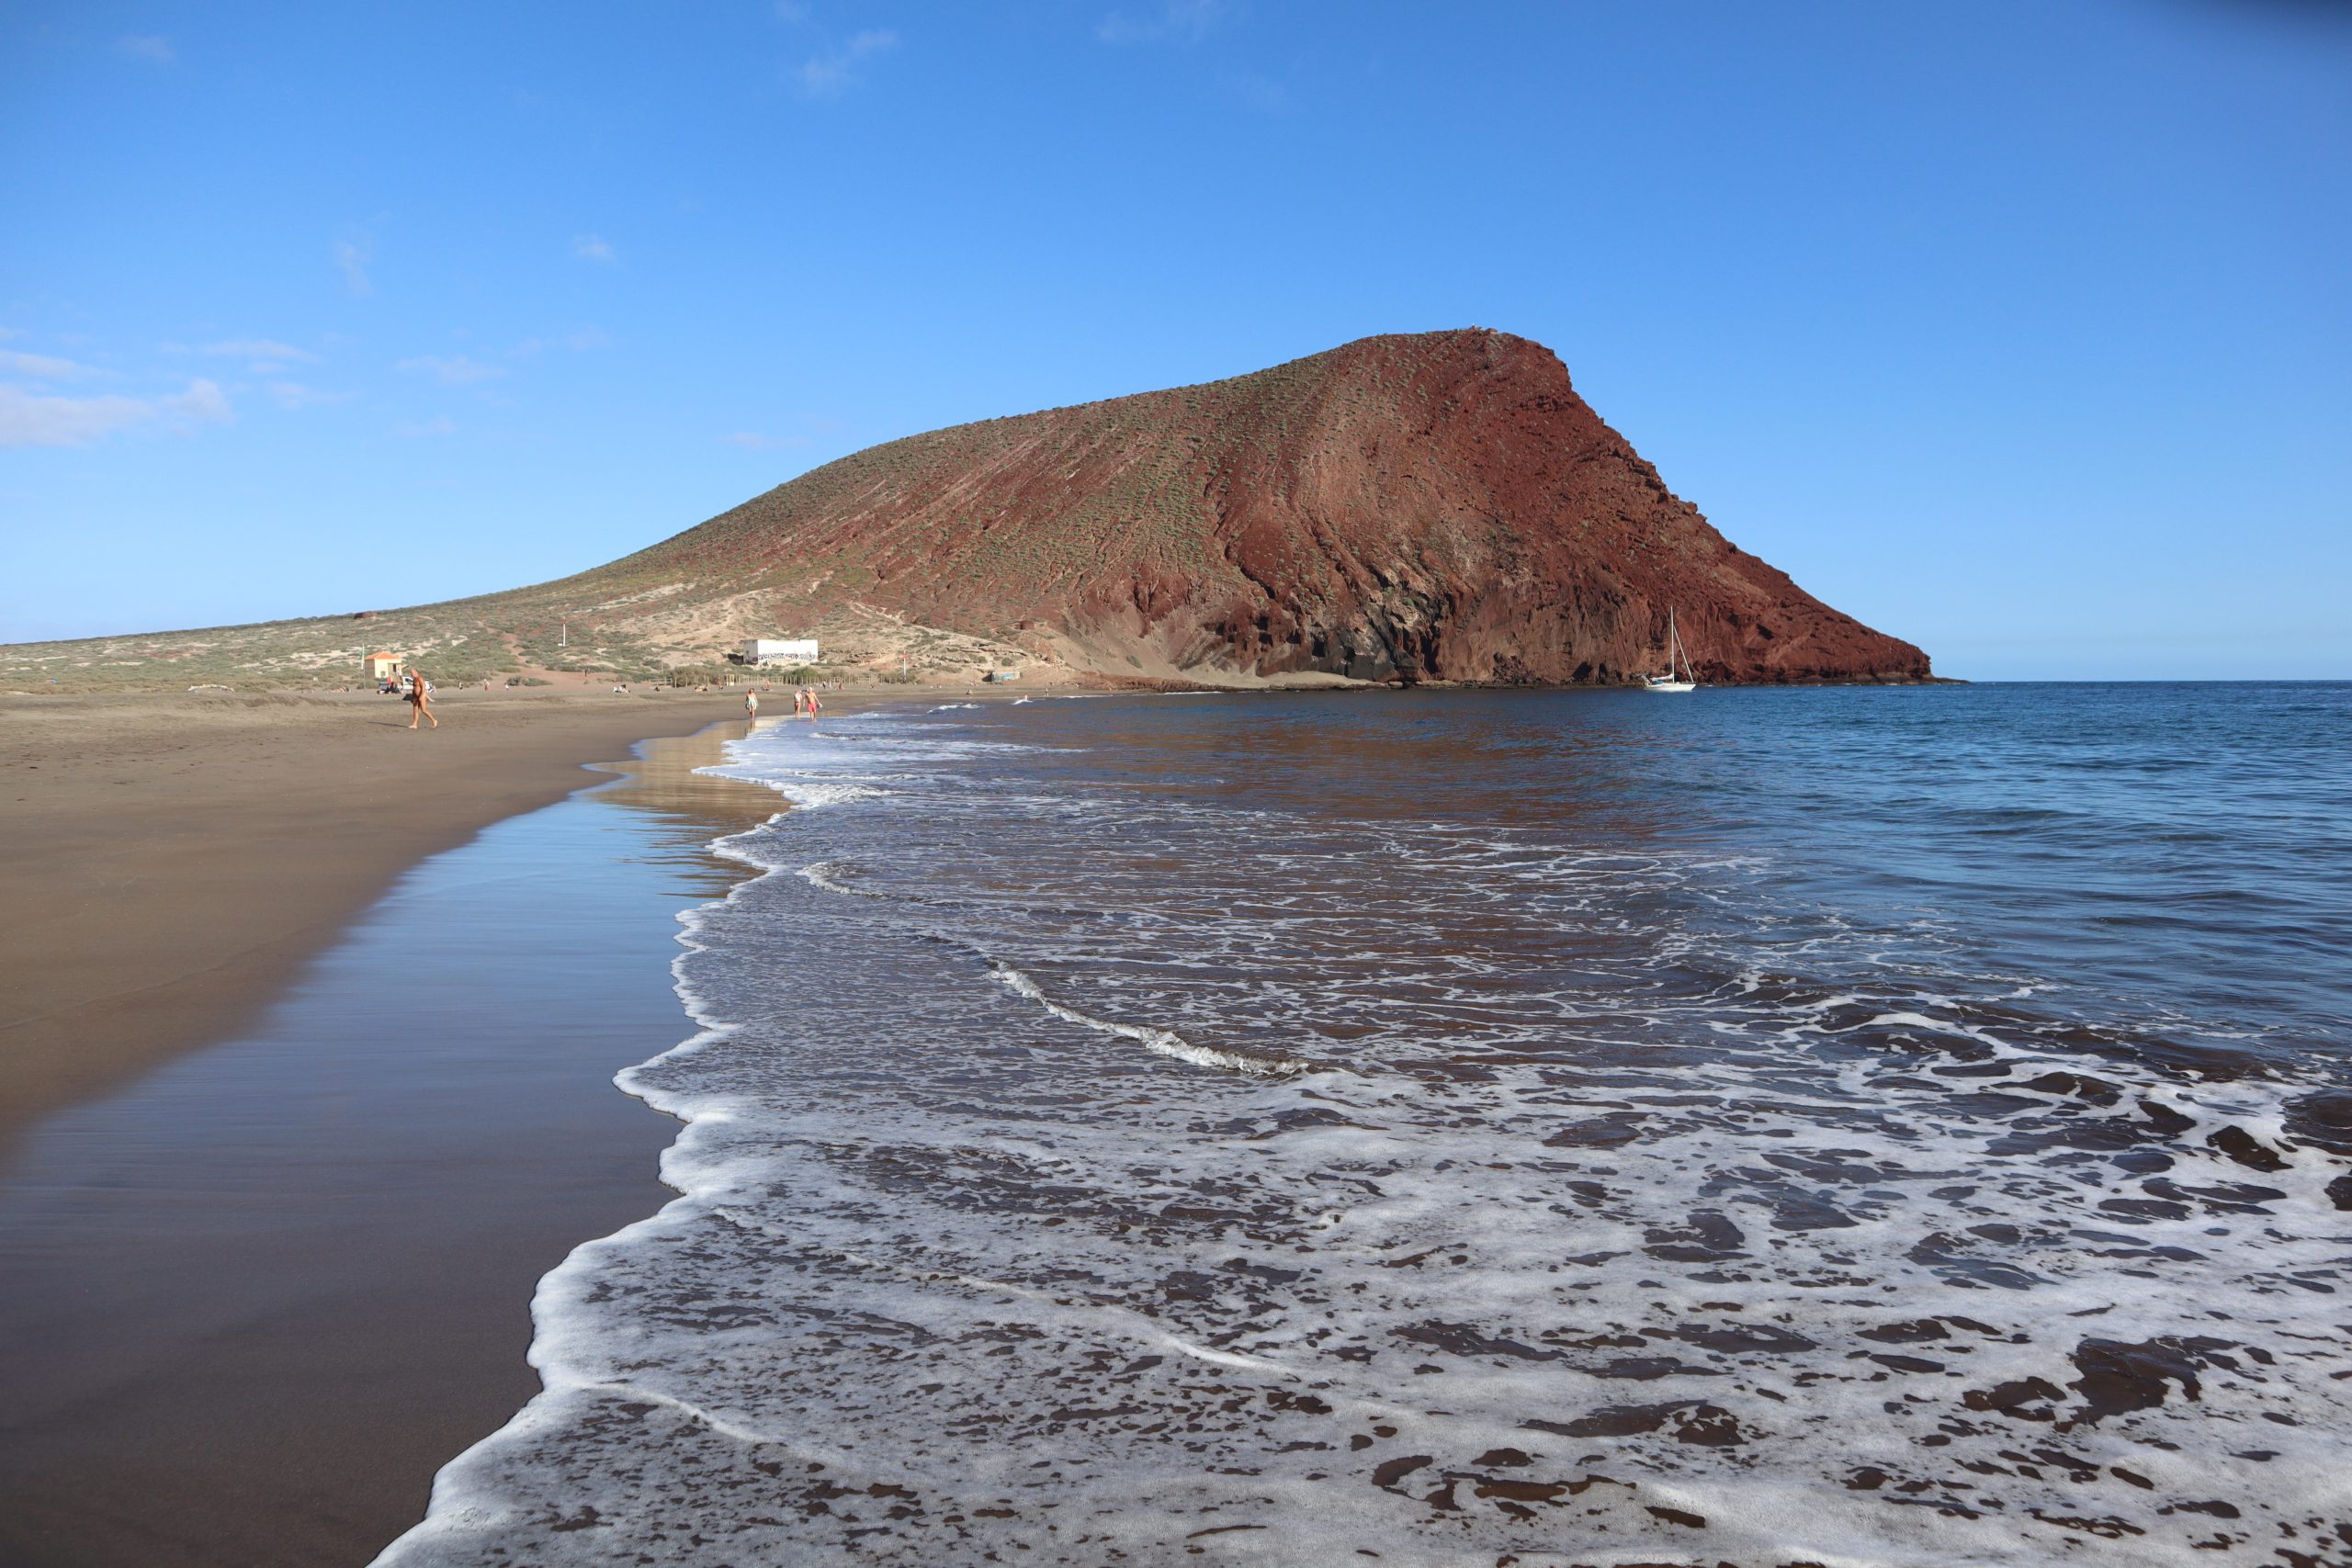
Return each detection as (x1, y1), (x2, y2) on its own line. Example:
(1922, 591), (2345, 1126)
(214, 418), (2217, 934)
(0, 687), (764, 1152)
(0, 671), (1985, 1152)
(0, 718), (789, 1567)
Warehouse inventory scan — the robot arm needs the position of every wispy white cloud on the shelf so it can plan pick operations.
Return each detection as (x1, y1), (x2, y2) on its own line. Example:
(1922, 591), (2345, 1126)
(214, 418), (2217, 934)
(169, 379), (231, 422)
(163, 337), (322, 372)
(724, 431), (814, 450)
(198, 337), (317, 364)
(392, 415), (457, 438)
(0, 348), (104, 381)
(335, 232), (375, 296)
(0, 378), (228, 448)
(119, 34), (175, 64)
(797, 28), (898, 97)
(267, 382), (353, 411)
(571, 233), (616, 264)
(396, 353), (506, 386)
(0, 389), (154, 446)
(1096, 0), (1222, 45)
(513, 326), (610, 357)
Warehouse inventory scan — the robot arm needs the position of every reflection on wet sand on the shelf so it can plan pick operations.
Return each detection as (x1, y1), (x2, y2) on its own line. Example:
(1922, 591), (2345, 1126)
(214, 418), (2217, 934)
(592, 720), (784, 890)
(0, 722), (782, 1568)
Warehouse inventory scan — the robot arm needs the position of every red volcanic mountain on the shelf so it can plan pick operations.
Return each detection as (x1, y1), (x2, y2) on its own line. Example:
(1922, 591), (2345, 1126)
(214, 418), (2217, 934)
(5, 329), (1930, 692)
(597, 327), (1928, 684)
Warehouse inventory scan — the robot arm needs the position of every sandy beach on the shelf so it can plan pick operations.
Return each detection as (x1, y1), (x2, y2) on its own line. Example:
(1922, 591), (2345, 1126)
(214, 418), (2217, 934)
(0, 686), (763, 1153)
(0, 703), (791, 1566)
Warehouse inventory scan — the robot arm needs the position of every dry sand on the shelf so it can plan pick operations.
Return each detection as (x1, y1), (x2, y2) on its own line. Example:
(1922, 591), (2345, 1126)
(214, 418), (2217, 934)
(0, 686), (756, 1152)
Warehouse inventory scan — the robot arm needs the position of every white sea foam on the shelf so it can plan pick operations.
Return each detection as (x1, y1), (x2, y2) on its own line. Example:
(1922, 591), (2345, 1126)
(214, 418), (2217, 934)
(794, 860), (863, 898)
(987, 961), (1309, 1077)
(377, 701), (2352, 1567)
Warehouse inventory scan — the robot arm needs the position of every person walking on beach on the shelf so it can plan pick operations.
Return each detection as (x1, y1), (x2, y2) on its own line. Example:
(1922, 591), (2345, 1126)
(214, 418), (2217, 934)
(408, 670), (437, 729)
(745, 688), (759, 721)
(807, 687), (822, 717)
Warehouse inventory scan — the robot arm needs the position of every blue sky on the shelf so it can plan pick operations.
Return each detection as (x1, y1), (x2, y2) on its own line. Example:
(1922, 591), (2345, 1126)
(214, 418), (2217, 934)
(3, 1), (2346, 679)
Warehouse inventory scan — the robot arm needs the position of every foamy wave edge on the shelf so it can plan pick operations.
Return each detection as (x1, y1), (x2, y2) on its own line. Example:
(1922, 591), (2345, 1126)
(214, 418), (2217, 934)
(369, 728), (869, 1563)
(988, 960), (1311, 1077)
(791, 856), (1313, 1078)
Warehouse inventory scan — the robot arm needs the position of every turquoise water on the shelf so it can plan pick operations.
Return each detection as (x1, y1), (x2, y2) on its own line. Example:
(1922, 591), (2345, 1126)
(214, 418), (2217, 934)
(383, 683), (2352, 1566)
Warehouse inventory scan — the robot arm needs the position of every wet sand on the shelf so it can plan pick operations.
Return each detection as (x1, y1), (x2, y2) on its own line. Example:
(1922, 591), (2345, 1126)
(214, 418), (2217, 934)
(0, 720), (786, 1567)
(0, 687), (750, 1152)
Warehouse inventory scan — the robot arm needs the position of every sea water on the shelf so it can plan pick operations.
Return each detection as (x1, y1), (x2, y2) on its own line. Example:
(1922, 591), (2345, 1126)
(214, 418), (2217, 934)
(379, 684), (2352, 1566)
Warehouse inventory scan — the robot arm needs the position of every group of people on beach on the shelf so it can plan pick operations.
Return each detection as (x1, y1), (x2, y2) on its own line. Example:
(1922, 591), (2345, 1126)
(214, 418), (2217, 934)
(745, 687), (822, 721)
(401, 670), (823, 736)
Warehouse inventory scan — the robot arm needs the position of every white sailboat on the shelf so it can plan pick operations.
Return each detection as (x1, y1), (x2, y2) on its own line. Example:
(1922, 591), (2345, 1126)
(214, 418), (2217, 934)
(1644, 606), (1698, 692)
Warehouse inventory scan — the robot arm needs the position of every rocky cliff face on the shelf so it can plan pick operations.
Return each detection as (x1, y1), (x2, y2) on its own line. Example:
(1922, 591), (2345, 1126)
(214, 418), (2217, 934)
(597, 328), (1928, 684)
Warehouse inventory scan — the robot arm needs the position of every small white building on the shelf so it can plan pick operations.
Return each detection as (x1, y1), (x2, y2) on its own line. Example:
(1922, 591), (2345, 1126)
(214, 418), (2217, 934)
(741, 637), (820, 666)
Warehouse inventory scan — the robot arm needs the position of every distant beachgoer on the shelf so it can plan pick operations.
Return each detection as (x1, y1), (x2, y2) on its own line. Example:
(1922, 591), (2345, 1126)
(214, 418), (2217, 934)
(808, 688), (822, 716)
(408, 671), (437, 729)
(745, 690), (759, 720)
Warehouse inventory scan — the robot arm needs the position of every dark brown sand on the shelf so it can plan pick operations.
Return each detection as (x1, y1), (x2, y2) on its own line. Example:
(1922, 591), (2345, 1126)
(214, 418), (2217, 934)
(0, 687), (750, 1153)
(0, 716), (786, 1567)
